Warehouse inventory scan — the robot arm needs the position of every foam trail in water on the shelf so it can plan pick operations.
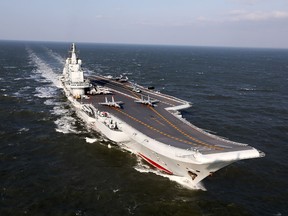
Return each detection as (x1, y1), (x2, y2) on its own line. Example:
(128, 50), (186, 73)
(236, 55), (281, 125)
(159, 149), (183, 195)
(27, 48), (82, 134)
(34, 86), (58, 98)
(27, 48), (61, 88)
(44, 99), (60, 106)
(28, 48), (61, 104)
(52, 105), (80, 134)
(54, 117), (79, 134)
(45, 47), (65, 65)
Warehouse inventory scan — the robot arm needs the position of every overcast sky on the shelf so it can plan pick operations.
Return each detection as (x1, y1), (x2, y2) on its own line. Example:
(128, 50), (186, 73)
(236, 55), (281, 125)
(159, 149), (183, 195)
(1, 0), (288, 48)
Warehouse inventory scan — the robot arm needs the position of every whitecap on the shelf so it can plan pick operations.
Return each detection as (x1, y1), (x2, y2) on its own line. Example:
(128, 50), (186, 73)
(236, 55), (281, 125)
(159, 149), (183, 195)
(240, 87), (256, 91)
(17, 127), (30, 134)
(14, 78), (23, 81)
(54, 115), (80, 134)
(113, 189), (120, 193)
(85, 137), (98, 143)
(3, 66), (17, 69)
(28, 73), (42, 82)
(44, 99), (55, 106)
(34, 86), (57, 98)
(51, 105), (69, 116)
(52, 104), (81, 134)
(22, 86), (31, 90)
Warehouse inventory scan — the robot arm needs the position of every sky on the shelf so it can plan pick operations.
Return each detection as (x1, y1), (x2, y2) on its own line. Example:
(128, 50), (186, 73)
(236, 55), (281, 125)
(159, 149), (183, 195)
(0, 0), (288, 48)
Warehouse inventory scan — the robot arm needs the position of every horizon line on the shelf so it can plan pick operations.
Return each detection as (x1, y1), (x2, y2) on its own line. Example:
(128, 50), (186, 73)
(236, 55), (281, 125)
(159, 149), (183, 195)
(1, 39), (288, 50)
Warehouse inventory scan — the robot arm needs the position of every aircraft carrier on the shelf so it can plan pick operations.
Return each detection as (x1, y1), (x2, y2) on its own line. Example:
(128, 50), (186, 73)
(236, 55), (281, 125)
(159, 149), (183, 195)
(60, 43), (265, 186)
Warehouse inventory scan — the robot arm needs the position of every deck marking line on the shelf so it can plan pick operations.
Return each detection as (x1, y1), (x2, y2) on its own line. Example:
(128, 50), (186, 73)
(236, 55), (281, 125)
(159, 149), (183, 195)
(113, 107), (223, 150)
(149, 107), (223, 150)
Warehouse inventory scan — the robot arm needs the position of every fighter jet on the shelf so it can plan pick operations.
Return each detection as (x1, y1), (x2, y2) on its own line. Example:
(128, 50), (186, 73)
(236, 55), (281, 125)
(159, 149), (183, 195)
(99, 96), (124, 108)
(132, 85), (141, 93)
(134, 95), (159, 107)
(89, 86), (112, 95)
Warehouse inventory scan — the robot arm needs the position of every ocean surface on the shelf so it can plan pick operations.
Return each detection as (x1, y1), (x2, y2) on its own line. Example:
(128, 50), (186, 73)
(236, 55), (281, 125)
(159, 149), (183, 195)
(0, 40), (287, 216)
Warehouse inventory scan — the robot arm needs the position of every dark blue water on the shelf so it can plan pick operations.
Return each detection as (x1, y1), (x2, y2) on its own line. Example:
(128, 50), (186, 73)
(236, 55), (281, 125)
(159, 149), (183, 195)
(0, 41), (287, 216)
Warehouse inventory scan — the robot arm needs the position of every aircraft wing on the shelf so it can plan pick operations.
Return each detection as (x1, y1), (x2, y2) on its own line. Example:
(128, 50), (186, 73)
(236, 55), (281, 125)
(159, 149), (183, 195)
(99, 96), (123, 108)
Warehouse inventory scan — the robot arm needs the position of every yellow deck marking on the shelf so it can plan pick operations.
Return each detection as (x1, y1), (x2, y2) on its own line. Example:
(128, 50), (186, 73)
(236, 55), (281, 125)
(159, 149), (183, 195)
(149, 107), (223, 150)
(114, 107), (222, 150)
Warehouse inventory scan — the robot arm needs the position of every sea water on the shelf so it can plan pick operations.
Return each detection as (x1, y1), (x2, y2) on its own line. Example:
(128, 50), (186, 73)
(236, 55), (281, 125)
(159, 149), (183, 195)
(0, 41), (287, 215)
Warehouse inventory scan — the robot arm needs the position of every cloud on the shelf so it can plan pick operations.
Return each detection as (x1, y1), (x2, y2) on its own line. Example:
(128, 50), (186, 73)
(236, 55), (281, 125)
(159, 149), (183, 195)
(229, 10), (288, 21)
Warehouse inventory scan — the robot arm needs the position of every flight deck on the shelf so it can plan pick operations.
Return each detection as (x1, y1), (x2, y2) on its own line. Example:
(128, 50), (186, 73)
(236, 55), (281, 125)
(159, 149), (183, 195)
(84, 76), (254, 155)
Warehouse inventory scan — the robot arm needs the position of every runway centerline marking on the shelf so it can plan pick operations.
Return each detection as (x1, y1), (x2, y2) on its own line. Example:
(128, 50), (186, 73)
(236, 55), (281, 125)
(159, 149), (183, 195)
(149, 107), (223, 150)
(113, 107), (223, 150)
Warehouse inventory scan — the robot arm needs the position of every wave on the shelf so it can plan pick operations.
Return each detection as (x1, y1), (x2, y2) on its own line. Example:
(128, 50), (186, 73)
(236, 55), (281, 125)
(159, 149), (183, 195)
(17, 127), (30, 134)
(238, 87), (274, 93)
(12, 86), (32, 99)
(54, 114), (80, 134)
(14, 78), (24, 81)
(54, 118), (79, 134)
(44, 99), (59, 106)
(34, 86), (58, 98)
(3, 66), (18, 69)
(206, 94), (234, 100)
(239, 87), (256, 91)
(51, 104), (81, 134)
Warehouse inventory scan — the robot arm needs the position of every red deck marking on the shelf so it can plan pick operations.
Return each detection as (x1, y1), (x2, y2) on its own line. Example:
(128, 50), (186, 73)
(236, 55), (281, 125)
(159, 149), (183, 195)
(138, 153), (173, 175)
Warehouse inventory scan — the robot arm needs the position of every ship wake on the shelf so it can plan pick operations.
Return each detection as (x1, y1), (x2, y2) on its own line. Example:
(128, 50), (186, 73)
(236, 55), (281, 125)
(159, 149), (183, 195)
(27, 48), (82, 134)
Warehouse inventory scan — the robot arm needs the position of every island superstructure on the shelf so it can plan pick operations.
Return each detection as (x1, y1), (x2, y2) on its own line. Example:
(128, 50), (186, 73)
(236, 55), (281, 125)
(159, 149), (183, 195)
(62, 43), (90, 98)
(60, 43), (265, 186)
